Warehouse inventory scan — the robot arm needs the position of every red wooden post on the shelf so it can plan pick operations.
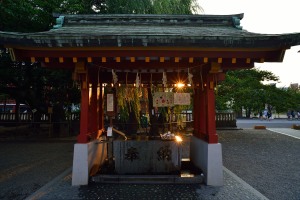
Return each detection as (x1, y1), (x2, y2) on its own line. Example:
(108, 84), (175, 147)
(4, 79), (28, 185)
(193, 88), (199, 134)
(193, 74), (218, 144)
(194, 85), (208, 141)
(98, 82), (104, 134)
(78, 74), (89, 143)
(89, 76), (98, 139)
(205, 74), (218, 143)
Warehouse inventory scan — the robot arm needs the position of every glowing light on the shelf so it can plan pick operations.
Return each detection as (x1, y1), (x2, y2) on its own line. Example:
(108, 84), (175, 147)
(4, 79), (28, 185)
(180, 173), (195, 178)
(175, 135), (183, 142)
(176, 82), (185, 88)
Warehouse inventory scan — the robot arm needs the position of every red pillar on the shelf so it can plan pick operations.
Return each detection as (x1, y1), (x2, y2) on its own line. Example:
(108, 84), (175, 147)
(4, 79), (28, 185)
(205, 74), (218, 143)
(78, 73), (89, 143)
(89, 76), (98, 139)
(97, 82), (104, 138)
(198, 87), (207, 137)
(193, 88), (199, 134)
(193, 74), (218, 144)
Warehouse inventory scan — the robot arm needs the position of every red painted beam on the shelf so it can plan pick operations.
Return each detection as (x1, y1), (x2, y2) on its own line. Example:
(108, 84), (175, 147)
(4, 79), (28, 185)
(13, 48), (284, 61)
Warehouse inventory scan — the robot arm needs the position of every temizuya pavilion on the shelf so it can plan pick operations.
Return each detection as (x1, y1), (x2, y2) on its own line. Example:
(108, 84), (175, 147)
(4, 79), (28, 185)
(1, 14), (300, 186)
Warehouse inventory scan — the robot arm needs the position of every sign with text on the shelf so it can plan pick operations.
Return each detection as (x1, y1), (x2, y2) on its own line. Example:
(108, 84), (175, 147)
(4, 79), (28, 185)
(153, 92), (174, 107)
(106, 93), (115, 116)
(174, 93), (190, 105)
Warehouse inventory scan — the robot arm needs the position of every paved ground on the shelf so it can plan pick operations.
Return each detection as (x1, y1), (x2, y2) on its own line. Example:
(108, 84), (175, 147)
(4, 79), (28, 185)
(0, 136), (75, 200)
(1, 127), (300, 200)
(237, 118), (300, 128)
(26, 167), (267, 200)
(219, 128), (300, 200)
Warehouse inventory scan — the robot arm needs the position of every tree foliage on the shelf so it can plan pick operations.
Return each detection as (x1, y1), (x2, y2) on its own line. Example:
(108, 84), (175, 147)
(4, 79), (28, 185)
(0, 0), (201, 118)
(0, 49), (80, 114)
(0, 0), (202, 33)
(0, 0), (106, 32)
(216, 68), (300, 117)
(102, 0), (202, 14)
(53, 0), (106, 14)
(0, 0), (60, 32)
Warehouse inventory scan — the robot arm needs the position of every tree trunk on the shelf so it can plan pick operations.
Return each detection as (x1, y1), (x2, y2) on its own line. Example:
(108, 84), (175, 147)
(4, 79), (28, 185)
(246, 108), (251, 118)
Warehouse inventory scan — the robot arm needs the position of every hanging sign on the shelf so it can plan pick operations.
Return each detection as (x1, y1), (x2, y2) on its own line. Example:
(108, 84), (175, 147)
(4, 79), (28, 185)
(107, 94), (114, 111)
(107, 127), (113, 137)
(106, 93), (116, 116)
(153, 92), (174, 107)
(174, 93), (190, 105)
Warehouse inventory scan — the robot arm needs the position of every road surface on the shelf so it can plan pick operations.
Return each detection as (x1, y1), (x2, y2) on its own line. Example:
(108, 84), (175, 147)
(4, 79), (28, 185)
(236, 118), (300, 128)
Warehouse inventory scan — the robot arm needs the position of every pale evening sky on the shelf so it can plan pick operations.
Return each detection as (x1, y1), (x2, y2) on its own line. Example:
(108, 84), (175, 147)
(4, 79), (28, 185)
(199, 0), (300, 87)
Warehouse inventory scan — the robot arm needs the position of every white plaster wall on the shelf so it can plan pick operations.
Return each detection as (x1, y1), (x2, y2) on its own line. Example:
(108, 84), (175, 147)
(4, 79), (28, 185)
(190, 136), (224, 186)
(72, 136), (107, 186)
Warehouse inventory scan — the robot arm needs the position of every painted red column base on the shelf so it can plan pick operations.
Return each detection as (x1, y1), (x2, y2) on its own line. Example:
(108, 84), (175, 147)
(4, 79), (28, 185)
(77, 134), (89, 143)
(193, 130), (219, 144)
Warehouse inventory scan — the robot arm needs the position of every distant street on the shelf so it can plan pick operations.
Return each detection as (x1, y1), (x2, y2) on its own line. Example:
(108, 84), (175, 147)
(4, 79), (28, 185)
(236, 118), (300, 128)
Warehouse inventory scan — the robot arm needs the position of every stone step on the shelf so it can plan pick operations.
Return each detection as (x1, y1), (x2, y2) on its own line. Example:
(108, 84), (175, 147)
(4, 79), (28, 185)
(90, 173), (204, 184)
(91, 159), (204, 184)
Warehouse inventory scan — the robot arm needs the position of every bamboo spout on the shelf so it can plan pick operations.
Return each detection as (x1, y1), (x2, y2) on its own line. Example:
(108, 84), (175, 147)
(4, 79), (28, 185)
(112, 127), (128, 140)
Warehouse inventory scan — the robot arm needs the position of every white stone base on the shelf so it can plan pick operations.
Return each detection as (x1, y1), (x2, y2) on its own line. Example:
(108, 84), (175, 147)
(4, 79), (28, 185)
(190, 136), (223, 186)
(72, 137), (107, 186)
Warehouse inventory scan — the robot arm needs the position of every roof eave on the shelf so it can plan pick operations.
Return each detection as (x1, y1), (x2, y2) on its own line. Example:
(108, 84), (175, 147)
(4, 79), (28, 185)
(1, 35), (300, 49)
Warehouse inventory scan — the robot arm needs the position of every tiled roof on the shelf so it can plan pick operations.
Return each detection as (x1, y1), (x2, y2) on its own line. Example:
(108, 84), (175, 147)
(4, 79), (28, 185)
(1, 14), (300, 48)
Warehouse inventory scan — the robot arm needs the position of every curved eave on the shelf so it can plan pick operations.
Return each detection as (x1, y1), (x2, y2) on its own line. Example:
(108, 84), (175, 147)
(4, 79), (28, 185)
(1, 32), (300, 49)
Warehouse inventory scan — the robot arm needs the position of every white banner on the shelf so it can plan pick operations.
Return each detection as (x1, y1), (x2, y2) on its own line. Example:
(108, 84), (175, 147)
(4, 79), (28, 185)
(174, 93), (190, 105)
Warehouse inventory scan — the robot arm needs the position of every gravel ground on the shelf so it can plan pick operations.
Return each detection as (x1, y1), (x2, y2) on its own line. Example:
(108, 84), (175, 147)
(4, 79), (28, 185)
(218, 129), (300, 200)
(0, 139), (75, 200)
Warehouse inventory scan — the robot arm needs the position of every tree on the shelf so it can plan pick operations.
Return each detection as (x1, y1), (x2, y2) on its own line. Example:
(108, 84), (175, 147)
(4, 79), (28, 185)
(1, 0), (203, 33)
(216, 69), (280, 118)
(0, 0), (62, 32)
(54, 0), (106, 14)
(102, 0), (202, 14)
(152, 0), (202, 14)
(0, 0), (202, 127)
(217, 68), (300, 118)
(0, 49), (79, 120)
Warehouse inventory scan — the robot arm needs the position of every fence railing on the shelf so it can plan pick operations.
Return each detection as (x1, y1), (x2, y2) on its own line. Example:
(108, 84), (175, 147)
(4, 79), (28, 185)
(0, 113), (80, 122)
(0, 112), (236, 128)
(216, 112), (236, 128)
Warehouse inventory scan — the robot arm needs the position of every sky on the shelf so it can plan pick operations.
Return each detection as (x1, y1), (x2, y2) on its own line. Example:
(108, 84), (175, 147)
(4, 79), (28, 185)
(199, 0), (300, 87)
